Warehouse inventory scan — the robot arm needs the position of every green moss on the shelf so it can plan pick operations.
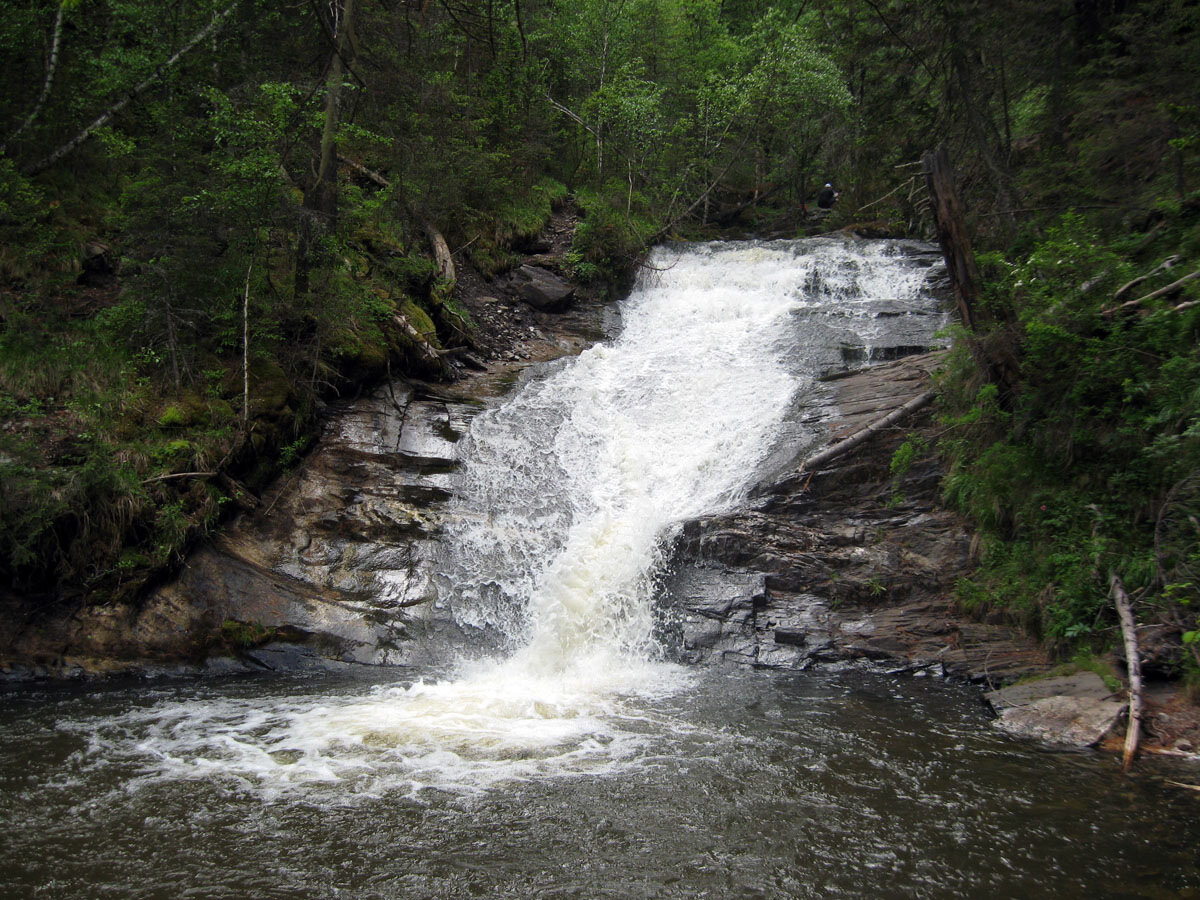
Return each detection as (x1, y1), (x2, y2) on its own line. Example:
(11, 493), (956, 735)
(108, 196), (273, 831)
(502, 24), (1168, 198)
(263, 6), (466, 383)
(219, 619), (285, 651)
(1012, 652), (1123, 693)
(399, 299), (437, 340)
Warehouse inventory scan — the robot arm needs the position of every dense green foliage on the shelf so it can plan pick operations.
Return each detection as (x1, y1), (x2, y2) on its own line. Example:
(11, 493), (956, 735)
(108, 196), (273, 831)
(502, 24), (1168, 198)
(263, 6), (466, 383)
(938, 205), (1200, 677)
(1, 0), (1198, 680)
(0, 0), (854, 603)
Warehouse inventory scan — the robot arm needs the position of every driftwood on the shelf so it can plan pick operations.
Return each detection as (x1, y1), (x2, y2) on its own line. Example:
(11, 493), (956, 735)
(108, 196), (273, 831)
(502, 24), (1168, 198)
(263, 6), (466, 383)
(1101, 270), (1200, 318)
(1110, 573), (1143, 771)
(798, 390), (935, 474)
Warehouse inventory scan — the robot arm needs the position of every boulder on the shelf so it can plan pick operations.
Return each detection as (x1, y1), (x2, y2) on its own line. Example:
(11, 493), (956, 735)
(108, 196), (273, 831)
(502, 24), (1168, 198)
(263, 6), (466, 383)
(77, 239), (117, 286)
(507, 264), (575, 311)
(985, 672), (1126, 748)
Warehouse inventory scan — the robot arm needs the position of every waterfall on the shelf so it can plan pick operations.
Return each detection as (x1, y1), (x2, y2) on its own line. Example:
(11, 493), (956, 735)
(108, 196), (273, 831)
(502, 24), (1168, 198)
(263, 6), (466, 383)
(85, 239), (946, 798)
(440, 238), (945, 675)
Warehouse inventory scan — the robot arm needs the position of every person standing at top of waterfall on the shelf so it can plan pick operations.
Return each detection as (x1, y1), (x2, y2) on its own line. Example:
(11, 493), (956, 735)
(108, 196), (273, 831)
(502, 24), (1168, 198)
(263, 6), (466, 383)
(817, 183), (838, 209)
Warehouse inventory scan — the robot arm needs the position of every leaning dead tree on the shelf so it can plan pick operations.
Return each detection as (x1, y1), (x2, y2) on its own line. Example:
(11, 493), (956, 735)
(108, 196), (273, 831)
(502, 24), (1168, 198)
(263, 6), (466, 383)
(1109, 573), (1144, 771)
(336, 154), (455, 287)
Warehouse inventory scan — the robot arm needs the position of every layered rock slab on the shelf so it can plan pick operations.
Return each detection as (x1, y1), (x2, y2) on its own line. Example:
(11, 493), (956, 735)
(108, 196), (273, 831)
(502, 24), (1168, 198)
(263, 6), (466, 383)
(985, 672), (1126, 747)
(146, 383), (470, 668)
(663, 352), (1051, 684)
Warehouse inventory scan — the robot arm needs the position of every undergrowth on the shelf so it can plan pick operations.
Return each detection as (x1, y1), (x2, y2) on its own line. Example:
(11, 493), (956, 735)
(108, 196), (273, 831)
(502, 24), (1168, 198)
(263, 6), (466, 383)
(933, 202), (1200, 674)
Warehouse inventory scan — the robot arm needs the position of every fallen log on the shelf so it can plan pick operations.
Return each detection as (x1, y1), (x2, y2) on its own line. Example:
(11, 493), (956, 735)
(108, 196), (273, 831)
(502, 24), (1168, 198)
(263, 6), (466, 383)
(1110, 572), (1143, 772)
(798, 390), (935, 474)
(393, 312), (452, 378)
(216, 472), (260, 512)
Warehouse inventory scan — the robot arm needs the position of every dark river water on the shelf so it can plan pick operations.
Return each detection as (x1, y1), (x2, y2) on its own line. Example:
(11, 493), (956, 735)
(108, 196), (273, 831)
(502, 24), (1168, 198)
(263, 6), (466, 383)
(2, 666), (1198, 900)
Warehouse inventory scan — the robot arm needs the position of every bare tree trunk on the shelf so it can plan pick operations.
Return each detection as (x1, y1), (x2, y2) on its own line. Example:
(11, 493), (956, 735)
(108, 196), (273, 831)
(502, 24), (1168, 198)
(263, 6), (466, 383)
(1, 0), (66, 154)
(1110, 573), (1143, 772)
(295, 0), (356, 299)
(922, 146), (983, 331)
(799, 391), (935, 474)
(165, 290), (181, 392)
(922, 145), (1020, 398)
(241, 260), (252, 429)
(24, 0), (239, 175)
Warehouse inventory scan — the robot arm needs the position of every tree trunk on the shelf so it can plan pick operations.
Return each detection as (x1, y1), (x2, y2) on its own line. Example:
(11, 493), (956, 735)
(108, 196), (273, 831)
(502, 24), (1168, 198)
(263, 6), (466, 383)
(241, 260), (252, 429)
(296, 0), (357, 299)
(24, 0), (239, 175)
(1, 0), (66, 155)
(1110, 573), (1143, 772)
(799, 390), (935, 475)
(922, 146), (982, 331)
(922, 145), (1020, 398)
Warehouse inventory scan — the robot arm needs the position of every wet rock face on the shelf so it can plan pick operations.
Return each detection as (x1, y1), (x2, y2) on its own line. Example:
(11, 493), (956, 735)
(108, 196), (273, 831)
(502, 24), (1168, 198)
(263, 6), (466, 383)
(156, 383), (471, 667)
(660, 353), (1050, 686)
(48, 383), (477, 674)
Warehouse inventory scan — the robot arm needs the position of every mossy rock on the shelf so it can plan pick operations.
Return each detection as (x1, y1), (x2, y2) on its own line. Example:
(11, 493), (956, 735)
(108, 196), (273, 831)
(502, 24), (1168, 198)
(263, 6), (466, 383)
(158, 390), (219, 429)
(207, 398), (235, 421)
(399, 299), (438, 340)
(244, 358), (294, 423)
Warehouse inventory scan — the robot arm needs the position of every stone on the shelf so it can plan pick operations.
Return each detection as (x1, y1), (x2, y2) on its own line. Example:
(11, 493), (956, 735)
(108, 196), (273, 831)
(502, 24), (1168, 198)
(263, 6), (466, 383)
(77, 239), (118, 286)
(506, 265), (575, 311)
(984, 672), (1126, 748)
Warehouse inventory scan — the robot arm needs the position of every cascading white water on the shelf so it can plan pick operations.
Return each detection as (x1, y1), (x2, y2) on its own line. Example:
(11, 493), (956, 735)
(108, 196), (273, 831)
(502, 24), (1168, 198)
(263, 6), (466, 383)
(441, 238), (945, 667)
(76, 239), (946, 799)
(444, 242), (812, 667)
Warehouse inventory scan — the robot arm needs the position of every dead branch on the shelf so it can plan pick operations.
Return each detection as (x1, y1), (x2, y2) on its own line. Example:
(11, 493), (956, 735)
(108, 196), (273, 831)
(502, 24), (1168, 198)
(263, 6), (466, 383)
(1102, 270), (1200, 317)
(798, 390), (935, 474)
(1112, 256), (1181, 303)
(141, 471), (216, 485)
(856, 176), (917, 213)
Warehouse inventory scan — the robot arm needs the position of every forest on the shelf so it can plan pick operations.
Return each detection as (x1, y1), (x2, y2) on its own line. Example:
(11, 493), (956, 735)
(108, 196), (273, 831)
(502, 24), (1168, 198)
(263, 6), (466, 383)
(1, 0), (1198, 684)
